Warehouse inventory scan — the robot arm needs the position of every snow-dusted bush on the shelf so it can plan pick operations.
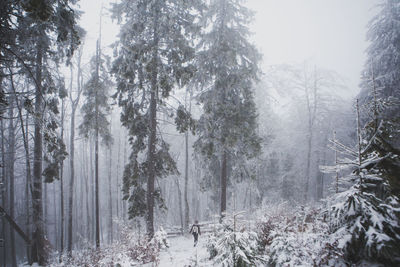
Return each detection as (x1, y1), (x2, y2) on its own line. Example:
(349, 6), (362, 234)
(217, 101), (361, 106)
(47, 224), (168, 266)
(329, 182), (400, 265)
(261, 206), (345, 267)
(322, 118), (400, 265)
(152, 226), (169, 250)
(207, 213), (266, 266)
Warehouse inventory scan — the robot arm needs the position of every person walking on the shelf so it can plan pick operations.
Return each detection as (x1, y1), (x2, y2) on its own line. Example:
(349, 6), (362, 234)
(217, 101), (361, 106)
(189, 220), (201, 247)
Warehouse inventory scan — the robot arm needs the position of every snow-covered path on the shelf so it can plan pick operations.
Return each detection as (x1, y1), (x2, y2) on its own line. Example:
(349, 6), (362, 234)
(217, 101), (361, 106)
(159, 235), (211, 267)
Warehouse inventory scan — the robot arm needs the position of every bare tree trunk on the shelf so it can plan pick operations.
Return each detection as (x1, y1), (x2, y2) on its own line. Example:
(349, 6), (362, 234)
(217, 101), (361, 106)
(95, 125), (100, 248)
(80, 152), (85, 243)
(83, 141), (90, 241)
(304, 129), (312, 201)
(44, 178), (47, 236)
(0, 90), (6, 267)
(59, 98), (65, 254)
(25, 111), (31, 261)
(147, 71), (157, 238)
(303, 66), (318, 202)
(107, 125), (113, 242)
(11, 71), (32, 262)
(220, 151), (227, 216)
(315, 137), (328, 200)
(175, 177), (184, 234)
(122, 136), (127, 221)
(146, 4), (160, 238)
(31, 39), (46, 266)
(7, 95), (17, 267)
(116, 133), (121, 221)
(67, 80), (77, 254)
(184, 132), (189, 230)
(94, 39), (101, 249)
(53, 181), (58, 249)
(90, 137), (95, 244)
(184, 89), (192, 231)
(67, 51), (83, 253)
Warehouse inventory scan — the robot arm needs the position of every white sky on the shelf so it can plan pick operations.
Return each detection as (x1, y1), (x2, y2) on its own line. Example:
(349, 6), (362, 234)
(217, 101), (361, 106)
(77, 0), (379, 96)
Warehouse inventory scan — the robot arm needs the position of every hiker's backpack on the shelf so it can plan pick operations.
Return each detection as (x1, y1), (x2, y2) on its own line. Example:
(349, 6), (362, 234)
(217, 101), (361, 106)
(192, 225), (199, 234)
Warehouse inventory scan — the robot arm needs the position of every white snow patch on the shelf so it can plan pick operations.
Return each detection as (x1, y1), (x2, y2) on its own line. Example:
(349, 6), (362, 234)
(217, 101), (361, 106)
(159, 234), (211, 267)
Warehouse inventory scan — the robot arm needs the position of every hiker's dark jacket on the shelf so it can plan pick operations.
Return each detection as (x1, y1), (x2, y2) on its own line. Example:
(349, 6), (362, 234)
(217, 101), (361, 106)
(189, 224), (201, 235)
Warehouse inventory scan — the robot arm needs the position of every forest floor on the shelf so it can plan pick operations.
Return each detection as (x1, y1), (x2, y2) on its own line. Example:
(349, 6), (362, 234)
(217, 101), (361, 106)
(159, 234), (211, 267)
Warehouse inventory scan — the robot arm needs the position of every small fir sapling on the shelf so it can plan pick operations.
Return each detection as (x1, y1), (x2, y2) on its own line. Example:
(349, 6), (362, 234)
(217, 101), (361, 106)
(207, 212), (266, 266)
(322, 99), (400, 265)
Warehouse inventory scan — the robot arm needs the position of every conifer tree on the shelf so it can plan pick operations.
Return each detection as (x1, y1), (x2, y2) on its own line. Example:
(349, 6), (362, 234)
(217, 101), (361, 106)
(321, 3), (400, 263)
(111, 0), (200, 237)
(360, 0), (400, 128)
(359, 0), (400, 195)
(79, 39), (112, 248)
(194, 0), (262, 216)
(17, 1), (80, 264)
(324, 107), (400, 265)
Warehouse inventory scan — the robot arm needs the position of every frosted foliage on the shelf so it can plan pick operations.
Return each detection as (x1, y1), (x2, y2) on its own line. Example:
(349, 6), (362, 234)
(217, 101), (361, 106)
(360, 0), (400, 121)
(151, 227), (170, 250)
(195, 0), (261, 159)
(46, 225), (170, 266)
(329, 183), (400, 264)
(207, 214), (266, 266)
(262, 207), (345, 267)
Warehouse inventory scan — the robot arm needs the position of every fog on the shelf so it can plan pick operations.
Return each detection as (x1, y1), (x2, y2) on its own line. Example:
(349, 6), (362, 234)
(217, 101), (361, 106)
(3, 0), (399, 266)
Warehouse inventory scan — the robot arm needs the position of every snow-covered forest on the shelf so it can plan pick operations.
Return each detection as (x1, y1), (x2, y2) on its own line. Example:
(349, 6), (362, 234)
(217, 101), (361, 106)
(1, 0), (399, 266)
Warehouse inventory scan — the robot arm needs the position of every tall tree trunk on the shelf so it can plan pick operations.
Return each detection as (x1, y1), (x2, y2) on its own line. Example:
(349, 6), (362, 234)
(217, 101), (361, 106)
(303, 66), (317, 202)
(116, 133), (121, 222)
(122, 136), (127, 221)
(67, 98), (77, 254)
(44, 178), (47, 235)
(94, 124), (100, 248)
(59, 98), (65, 254)
(1, 119), (7, 267)
(90, 137), (95, 244)
(304, 129), (312, 202)
(146, 3), (160, 238)
(7, 95), (17, 267)
(184, 132), (189, 230)
(175, 177), (184, 233)
(25, 112), (31, 262)
(0, 74), (6, 267)
(220, 151), (227, 216)
(315, 138), (328, 200)
(11, 70), (32, 262)
(53, 181), (58, 249)
(67, 53), (83, 253)
(94, 39), (101, 249)
(184, 89), (191, 231)
(31, 39), (46, 266)
(84, 141), (91, 241)
(108, 120), (113, 244)
(147, 88), (157, 237)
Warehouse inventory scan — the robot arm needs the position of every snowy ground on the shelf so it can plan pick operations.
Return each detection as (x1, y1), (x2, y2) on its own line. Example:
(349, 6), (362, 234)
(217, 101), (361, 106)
(159, 234), (211, 267)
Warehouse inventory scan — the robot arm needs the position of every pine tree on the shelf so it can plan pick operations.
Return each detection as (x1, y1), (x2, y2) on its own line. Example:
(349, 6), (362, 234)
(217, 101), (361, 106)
(360, 0), (400, 129)
(322, 3), (400, 262)
(326, 118), (400, 265)
(16, 1), (80, 264)
(359, 0), (400, 195)
(111, 0), (201, 237)
(322, 97), (400, 265)
(79, 39), (112, 248)
(194, 0), (262, 216)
